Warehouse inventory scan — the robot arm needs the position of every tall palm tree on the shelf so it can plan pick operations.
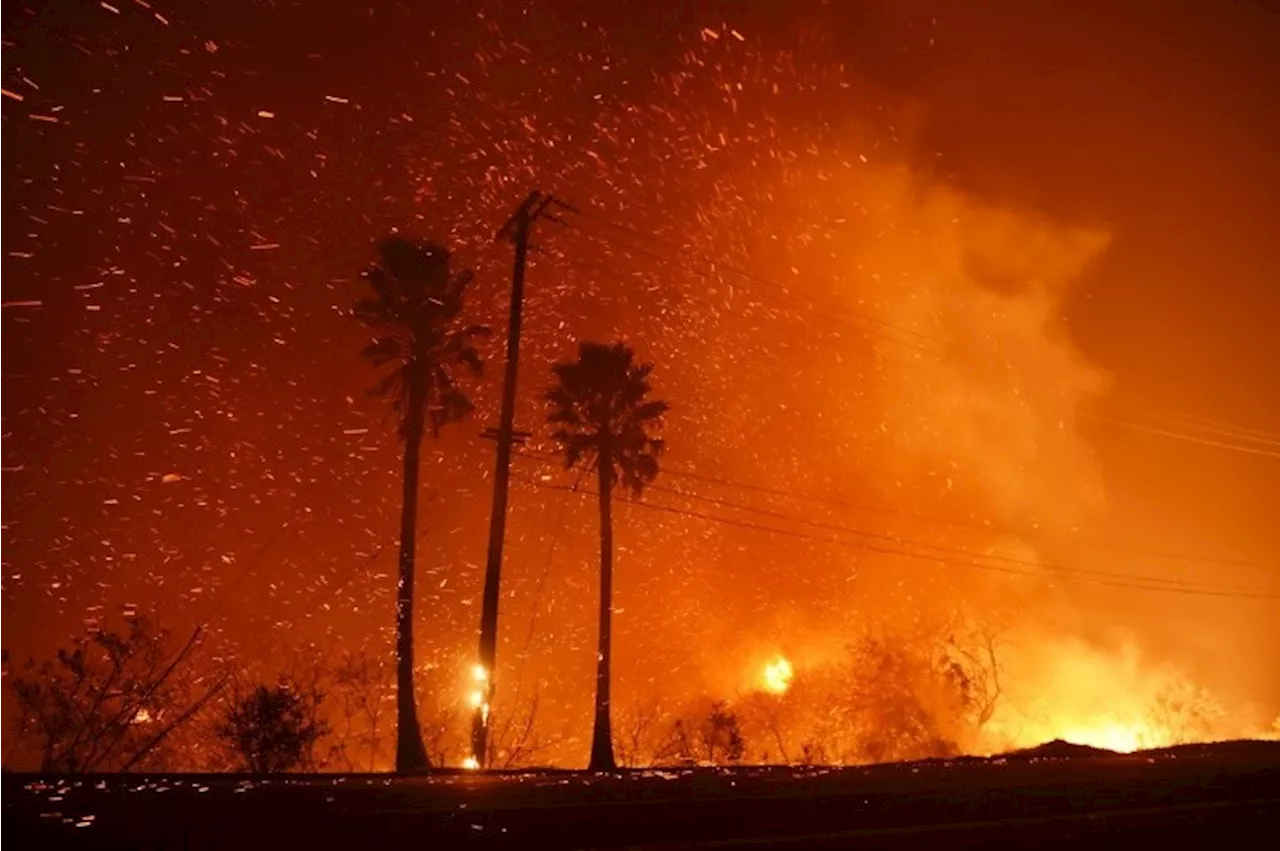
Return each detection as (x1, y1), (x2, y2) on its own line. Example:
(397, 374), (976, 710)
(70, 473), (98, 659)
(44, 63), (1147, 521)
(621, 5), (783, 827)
(355, 236), (488, 772)
(545, 342), (668, 771)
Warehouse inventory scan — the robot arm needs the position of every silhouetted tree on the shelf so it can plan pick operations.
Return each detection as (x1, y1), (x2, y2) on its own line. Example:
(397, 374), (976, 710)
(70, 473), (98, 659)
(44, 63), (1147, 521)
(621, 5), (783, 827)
(655, 718), (696, 766)
(655, 700), (747, 766)
(945, 622), (1005, 730)
(4, 617), (224, 772)
(545, 341), (668, 771)
(330, 649), (393, 771)
(488, 686), (563, 769)
(355, 237), (488, 771)
(699, 701), (746, 764)
(615, 694), (664, 767)
(216, 681), (329, 773)
(846, 630), (965, 762)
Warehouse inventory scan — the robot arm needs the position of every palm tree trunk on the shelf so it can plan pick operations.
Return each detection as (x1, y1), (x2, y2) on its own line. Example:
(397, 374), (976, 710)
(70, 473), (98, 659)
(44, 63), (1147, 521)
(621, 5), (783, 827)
(395, 367), (431, 773)
(588, 447), (618, 771)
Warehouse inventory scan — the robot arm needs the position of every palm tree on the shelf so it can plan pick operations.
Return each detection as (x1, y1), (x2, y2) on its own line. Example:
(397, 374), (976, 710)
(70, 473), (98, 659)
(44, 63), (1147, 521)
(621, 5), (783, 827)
(545, 342), (668, 771)
(355, 236), (488, 772)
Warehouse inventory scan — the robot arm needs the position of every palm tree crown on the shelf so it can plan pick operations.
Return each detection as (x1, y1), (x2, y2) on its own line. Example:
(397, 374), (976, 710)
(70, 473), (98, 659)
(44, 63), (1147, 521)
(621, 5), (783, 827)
(546, 341), (668, 492)
(356, 237), (489, 437)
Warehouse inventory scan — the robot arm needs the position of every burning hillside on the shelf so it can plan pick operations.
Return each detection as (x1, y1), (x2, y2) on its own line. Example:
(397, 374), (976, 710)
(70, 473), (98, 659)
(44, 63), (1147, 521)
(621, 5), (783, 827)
(2, 1), (1277, 773)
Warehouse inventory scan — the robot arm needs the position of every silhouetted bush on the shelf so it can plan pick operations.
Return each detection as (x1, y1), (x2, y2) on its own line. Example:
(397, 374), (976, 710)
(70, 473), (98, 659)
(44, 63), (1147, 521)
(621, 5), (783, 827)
(4, 617), (222, 772)
(216, 681), (330, 773)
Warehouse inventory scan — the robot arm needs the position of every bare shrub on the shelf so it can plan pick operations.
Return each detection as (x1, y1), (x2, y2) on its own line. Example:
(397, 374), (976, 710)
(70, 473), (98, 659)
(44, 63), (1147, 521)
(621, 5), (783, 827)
(216, 680), (330, 773)
(5, 617), (223, 772)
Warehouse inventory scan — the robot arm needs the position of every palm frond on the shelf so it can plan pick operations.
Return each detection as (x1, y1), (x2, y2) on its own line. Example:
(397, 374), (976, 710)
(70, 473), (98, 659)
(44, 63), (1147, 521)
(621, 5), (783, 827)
(355, 235), (483, 442)
(353, 296), (394, 330)
(622, 452), (661, 496)
(362, 267), (397, 308)
(565, 436), (595, 472)
(631, 399), (670, 425)
(428, 388), (474, 437)
(549, 430), (598, 471)
(546, 409), (582, 428)
(377, 237), (448, 288)
(444, 326), (487, 376)
(368, 368), (403, 402)
(361, 337), (404, 367)
(544, 340), (667, 493)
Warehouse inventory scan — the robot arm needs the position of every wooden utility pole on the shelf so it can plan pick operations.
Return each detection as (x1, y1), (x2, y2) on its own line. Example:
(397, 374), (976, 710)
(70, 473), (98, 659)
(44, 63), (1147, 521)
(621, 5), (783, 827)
(473, 190), (556, 767)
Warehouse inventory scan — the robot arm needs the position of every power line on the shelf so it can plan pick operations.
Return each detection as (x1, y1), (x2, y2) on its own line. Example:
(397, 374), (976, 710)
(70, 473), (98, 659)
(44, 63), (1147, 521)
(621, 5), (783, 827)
(1181, 415), (1280, 444)
(516, 445), (981, 529)
(506, 467), (588, 717)
(513, 458), (1272, 593)
(197, 519), (292, 631)
(1111, 396), (1280, 446)
(556, 198), (1280, 464)
(556, 214), (944, 357)
(536, 236), (936, 373)
(1136, 412), (1280, 449)
(508, 472), (1278, 601)
(1081, 412), (1280, 460)
(513, 448), (1265, 572)
(640, 480), (1269, 593)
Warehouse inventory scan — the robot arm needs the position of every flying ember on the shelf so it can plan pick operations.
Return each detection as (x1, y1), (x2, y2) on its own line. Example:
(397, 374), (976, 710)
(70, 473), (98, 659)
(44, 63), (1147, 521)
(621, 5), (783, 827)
(1, 0), (1277, 793)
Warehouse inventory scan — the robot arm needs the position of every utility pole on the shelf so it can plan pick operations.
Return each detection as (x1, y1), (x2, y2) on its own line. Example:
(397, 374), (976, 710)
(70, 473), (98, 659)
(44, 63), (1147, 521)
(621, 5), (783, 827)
(472, 190), (557, 767)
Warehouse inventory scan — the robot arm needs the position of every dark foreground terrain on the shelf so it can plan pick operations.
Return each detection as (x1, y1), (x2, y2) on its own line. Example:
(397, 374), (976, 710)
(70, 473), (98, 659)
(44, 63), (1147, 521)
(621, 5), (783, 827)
(5, 740), (1278, 850)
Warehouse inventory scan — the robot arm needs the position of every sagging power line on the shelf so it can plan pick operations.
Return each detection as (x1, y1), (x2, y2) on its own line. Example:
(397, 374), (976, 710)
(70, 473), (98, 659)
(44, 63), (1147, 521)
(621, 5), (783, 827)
(509, 472), (1279, 601)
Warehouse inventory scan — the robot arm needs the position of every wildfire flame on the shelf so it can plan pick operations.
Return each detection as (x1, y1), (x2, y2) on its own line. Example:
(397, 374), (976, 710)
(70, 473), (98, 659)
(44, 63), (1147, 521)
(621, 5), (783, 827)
(762, 657), (794, 695)
(1057, 721), (1153, 754)
(461, 756), (479, 770)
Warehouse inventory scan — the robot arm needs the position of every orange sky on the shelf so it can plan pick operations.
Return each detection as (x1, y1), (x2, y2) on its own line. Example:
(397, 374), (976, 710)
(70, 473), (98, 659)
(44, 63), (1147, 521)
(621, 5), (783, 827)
(3, 0), (1277, 764)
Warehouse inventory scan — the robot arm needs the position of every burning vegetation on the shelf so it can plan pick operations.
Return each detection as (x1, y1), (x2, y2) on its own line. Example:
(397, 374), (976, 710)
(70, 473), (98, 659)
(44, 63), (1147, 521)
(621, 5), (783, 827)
(2, 2), (1278, 775)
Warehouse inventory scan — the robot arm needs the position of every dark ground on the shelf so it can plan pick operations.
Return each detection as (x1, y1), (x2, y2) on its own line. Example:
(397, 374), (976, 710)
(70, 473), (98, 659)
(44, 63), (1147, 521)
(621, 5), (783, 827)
(5, 740), (1278, 850)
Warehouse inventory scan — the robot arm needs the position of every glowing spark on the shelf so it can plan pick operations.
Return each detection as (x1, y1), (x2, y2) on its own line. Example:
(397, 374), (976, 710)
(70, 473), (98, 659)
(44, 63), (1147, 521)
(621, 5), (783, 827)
(762, 657), (794, 695)
(472, 664), (488, 683)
